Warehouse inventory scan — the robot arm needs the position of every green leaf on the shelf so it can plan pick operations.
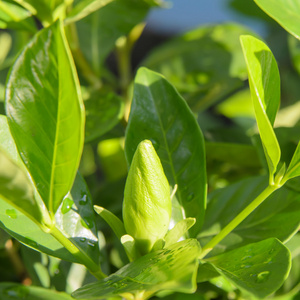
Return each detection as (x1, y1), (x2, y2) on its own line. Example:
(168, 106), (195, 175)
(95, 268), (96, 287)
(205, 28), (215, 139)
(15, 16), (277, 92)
(288, 35), (300, 76)
(284, 136), (300, 181)
(198, 176), (300, 257)
(142, 23), (257, 111)
(253, 0), (300, 39)
(6, 20), (85, 215)
(240, 35), (281, 183)
(164, 218), (196, 248)
(206, 238), (291, 298)
(55, 172), (100, 266)
(125, 67), (206, 237)
(76, 0), (151, 68)
(94, 205), (126, 239)
(0, 282), (74, 300)
(0, 150), (45, 225)
(84, 91), (124, 143)
(0, 0), (36, 32)
(65, 0), (114, 24)
(72, 239), (201, 299)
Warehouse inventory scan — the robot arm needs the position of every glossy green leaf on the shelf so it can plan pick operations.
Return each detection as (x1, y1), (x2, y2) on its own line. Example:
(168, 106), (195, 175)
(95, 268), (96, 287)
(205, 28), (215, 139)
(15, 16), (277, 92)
(143, 23), (257, 111)
(0, 282), (74, 300)
(94, 205), (126, 240)
(207, 238), (291, 298)
(164, 218), (196, 248)
(0, 150), (45, 224)
(240, 35), (280, 183)
(76, 0), (151, 68)
(273, 234), (300, 298)
(253, 0), (300, 39)
(6, 20), (85, 214)
(284, 142), (300, 181)
(0, 0), (36, 32)
(84, 91), (124, 143)
(198, 176), (300, 257)
(65, 0), (114, 24)
(72, 239), (201, 299)
(288, 35), (300, 76)
(55, 172), (100, 266)
(125, 67), (206, 236)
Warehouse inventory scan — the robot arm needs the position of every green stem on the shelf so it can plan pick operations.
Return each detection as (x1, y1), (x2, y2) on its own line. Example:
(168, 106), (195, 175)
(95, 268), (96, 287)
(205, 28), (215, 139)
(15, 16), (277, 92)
(199, 184), (280, 259)
(50, 226), (106, 279)
(65, 21), (102, 89)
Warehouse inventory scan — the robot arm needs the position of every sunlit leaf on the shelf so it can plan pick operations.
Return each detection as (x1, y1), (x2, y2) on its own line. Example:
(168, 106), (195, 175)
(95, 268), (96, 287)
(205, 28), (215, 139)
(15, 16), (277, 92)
(240, 35), (280, 183)
(73, 239), (201, 299)
(6, 20), (85, 214)
(207, 238), (291, 298)
(125, 67), (206, 236)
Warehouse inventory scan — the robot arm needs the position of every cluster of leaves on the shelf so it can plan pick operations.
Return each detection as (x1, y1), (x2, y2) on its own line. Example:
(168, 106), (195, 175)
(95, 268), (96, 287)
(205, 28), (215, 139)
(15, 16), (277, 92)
(0, 0), (300, 300)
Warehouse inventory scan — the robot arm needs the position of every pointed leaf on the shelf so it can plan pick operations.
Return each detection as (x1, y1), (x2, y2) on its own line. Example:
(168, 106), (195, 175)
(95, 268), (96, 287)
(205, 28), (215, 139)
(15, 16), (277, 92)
(240, 35), (280, 183)
(207, 238), (291, 298)
(198, 176), (300, 257)
(125, 67), (206, 236)
(94, 205), (126, 239)
(164, 218), (196, 248)
(254, 0), (300, 40)
(72, 239), (201, 299)
(6, 20), (85, 214)
(65, 0), (114, 24)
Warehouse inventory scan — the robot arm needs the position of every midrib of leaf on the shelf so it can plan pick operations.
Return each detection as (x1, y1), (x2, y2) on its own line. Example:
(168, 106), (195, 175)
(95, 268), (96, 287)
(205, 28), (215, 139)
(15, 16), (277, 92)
(49, 38), (62, 214)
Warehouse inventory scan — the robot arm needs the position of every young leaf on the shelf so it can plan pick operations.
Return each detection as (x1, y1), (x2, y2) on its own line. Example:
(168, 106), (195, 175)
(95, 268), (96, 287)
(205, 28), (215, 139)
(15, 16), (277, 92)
(0, 282), (74, 300)
(125, 67), (206, 236)
(206, 238), (291, 298)
(6, 20), (85, 215)
(65, 0), (114, 24)
(94, 205), (126, 239)
(240, 35), (281, 184)
(254, 0), (300, 40)
(164, 218), (196, 248)
(72, 239), (201, 299)
(198, 176), (300, 257)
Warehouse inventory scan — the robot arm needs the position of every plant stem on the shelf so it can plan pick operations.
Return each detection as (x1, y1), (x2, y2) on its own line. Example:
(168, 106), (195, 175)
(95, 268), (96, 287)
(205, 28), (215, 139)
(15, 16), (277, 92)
(65, 21), (102, 89)
(50, 226), (106, 279)
(199, 184), (280, 259)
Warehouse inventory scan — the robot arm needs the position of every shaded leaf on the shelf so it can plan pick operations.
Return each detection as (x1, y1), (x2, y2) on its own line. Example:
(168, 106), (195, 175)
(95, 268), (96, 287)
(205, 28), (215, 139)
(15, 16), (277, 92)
(84, 91), (124, 143)
(73, 239), (201, 299)
(6, 20), (85, 214)
(207, 238), (291, 298)
(253, 0), (300, 39)
(125, 67), (206, 236)
(198, 176), (300, 257)
(240, 35), (280, 183)
(143, 23), (257, 111)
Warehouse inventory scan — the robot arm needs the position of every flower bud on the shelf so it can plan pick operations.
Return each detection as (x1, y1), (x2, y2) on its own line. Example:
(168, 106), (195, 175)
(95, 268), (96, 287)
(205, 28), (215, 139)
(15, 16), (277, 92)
(123, 140), (171, 255)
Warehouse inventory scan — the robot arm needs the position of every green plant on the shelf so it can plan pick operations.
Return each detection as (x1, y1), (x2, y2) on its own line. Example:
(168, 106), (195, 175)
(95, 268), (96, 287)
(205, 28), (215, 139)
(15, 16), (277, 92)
(0, 0), (300, 299)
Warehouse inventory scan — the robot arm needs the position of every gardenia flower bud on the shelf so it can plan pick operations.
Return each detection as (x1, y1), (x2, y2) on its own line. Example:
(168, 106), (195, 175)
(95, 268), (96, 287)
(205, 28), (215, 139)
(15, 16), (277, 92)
(123, 140), (171, 255)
